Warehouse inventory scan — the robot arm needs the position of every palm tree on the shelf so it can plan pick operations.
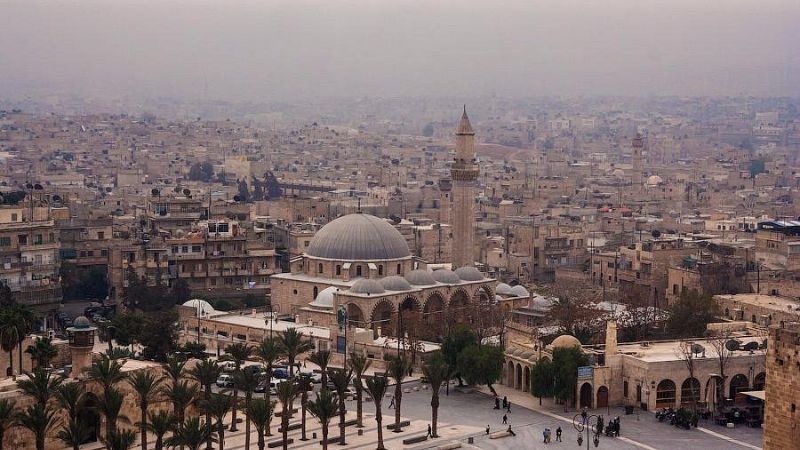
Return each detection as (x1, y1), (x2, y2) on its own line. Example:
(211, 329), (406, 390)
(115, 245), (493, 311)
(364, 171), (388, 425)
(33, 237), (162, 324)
(254, 337), (282, 435)
(127, 370), (165, 450)
(0, 321), (17, 377)
(105, 428), (138, 450)
(275, 380), (297, 450)
(25, 337), (59, 369)
(365, 376), (389, 450)
(97, 387), (130, 441)
(164, 417), (215, 450)
(164, 356), (186, 385)
(57, 417), (91, 450)
(306, 389), (338, 450)
(187, 358), (221, 450)
(247, 399), (275, 450)
(160, 380), (198, 450)
(180, 342), (207, 360)
(308, 349), (331, 387)
(0, 302), (35, 377)
(388, 356), (411, 432)
(200, 393), (232, 450)
(16, 367), (63, 405)
(55, 381), (86, 422)
(276, 329), (313, 378)
(15, 403), (60, 450)
(295, 374), (314, 441)
(143, 410), (174, 450)
(422, 353), (449, 438)
(234, 368), (260, 450)
(328, 368), (352, 445)
(85, 354), (125, 395)
(0, 398), (15, 450)
(95, 320), (116, 352)
(347, 351), (371, 428)
(221, 342), (251, 432)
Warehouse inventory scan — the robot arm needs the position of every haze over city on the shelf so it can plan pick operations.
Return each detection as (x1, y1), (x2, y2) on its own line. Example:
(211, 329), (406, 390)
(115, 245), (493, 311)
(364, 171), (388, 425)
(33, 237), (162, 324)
(1, 0), (798, 102)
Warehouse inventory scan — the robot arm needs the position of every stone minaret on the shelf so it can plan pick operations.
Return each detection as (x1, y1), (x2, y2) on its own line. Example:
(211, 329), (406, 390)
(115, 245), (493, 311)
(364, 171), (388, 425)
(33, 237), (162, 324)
(451, 107), (479, 268)
(632, 133), (643, 188)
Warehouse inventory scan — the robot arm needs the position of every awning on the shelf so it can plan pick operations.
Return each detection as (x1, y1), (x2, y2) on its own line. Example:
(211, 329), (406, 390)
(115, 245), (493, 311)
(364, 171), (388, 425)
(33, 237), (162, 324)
(740, 390), (765, 401)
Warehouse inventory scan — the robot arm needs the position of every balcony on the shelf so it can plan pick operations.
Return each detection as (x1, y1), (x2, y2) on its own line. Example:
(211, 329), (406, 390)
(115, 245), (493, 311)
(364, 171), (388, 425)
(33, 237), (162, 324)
(20, 241), (59, 252)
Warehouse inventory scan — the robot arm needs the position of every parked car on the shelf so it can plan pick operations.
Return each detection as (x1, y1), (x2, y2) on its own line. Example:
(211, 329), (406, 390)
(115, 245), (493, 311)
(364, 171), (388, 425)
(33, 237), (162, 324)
(254, 378), (279, 394)
(216, 374), (234, 388)
(299, 370), (322, 384)
(272, 368), (289, 379)
(217, 361), (236, 372)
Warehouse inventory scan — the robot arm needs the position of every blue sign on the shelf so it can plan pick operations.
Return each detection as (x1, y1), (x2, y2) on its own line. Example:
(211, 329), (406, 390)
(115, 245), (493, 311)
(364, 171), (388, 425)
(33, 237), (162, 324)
(577, 366), (593, 379)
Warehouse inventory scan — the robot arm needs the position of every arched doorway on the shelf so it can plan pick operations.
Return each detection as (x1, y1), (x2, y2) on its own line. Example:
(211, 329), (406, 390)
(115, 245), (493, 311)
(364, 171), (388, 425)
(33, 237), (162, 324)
(681, 378), (701, 408)
(753, 372), (766, 391)
(523, 367), (531, 392)
(656, 379), (676, 408)
(370, 301), (394, 337)
(476, 286), (493, 305)
(579, 383), (593, 409)
(448, 290), (470, 328)
(596, 386), (609, 408)
(347, 303), (365, 328)
(515, 364), (522, 390)
(79, 392), (101, 443)
(422, 293), (446, 339)
(729, 374), (749, 399)
(506, 360), (515, 386)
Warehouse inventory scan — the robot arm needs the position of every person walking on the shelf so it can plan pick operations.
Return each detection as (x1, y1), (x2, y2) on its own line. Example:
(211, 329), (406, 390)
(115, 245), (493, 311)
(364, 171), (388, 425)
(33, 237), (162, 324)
(486, 425), (490, 435)
(502, 396), (508, 409)
(556, 426), (562, 442)
(502, 414), (508, 425)
(389, 395), (396, 409)
(494, 397), (500, 409)
(427, 424), (432, 437)
(507, 425), (516, 436)
(506, 400), (512, 413)
(542, 429), (548, 443)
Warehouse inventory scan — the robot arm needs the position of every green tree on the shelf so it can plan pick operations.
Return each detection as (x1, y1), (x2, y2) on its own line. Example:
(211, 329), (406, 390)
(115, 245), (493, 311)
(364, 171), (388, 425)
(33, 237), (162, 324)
(255, 337), (283, 435)
(139, 310), (180, 361)
(25, 337), (59, 369)
(328, 368), (352, 444)
(163, 356), (186, 384)
(552, 346), (588, 408)
(171, 279), (192, 305)
(422, 352), (449, 438)
(200, 393), (233, 450)
(247, 398), (275, 450)
(15, 403), (60, 450)
(85, 354), (125, 395)
(16, 367), (63, 405)
(276, 380), (298, 450)
(165, 417), (215, 450)
(276, 329), (313, 378)
(234, 368), (260, 450)
(97, 387), (130, 441)
(295, 374), (314, 441)
(55, 381), (85, 422)
(456, 345), (504, 395)
(127, 370), (165, 450)
(364, 376), (388, 450)
(387, 356), (411, 432)
(221, 343), (252, 432)
(667, 290), (718, 338)
(160, 380), (198, 447)
(180, 342), (207, 360)
(0, 399), (15, 450)
(530, 358), (555, 405)
(105, 428), (137, 450)
(57, 418), (91, 450)
(142, 410), (174, 450)
(308, 349), (331, 387)
(188, 359), (221, 450)
(0, 302), (36, 378)
(441, 325), (477, 386)
(347, 351), (371, 428)
(306, 389), (338, 450)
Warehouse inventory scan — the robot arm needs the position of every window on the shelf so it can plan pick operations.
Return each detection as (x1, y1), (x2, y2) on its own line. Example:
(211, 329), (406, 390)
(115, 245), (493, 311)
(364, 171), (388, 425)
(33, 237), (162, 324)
(673, 284), (678, 295)
(378, 265), (383, 276)
(34, 234), (43, 245)
(304, 241), (310, 247)
(17, 235), (27, 245)
(623, 381), (629, 398)
(0, 237), (10, 247)
(397, 264), (402, 275)
(318, 263), (323, 274)
(10, 214), (17, 221)
(182, 246), (189, 253)
(192, 245), (201, 253)
(97, 231), (105, 240)
(356, 265), (362, 277)
(313, 286), (318, 299)
(336, 265), (341, 276)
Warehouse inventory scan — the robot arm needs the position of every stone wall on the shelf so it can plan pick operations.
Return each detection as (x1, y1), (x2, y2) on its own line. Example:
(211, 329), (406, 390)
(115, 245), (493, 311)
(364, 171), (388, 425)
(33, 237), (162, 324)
(764, 323), (800, 450)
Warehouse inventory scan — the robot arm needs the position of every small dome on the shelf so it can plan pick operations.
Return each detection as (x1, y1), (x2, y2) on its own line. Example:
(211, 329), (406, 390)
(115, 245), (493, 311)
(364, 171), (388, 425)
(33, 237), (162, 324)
(182, 299), (216, 317)
(455, 266), (484, 281)
(431, 269), (460, 284)
(530, 295), (555, 310)
(380, 276), (412, 291)
(646, 175), (664, 186)
(405, 270), (437, 286)
(509, 285), (530, 297)
(73, 316), (91, 329)
(551, 334), (582, 349)
(309, 286), (337, 309)
(350, 278), (385, 295)
(495, 283), (513, 295)
(519, 351), (534, 360)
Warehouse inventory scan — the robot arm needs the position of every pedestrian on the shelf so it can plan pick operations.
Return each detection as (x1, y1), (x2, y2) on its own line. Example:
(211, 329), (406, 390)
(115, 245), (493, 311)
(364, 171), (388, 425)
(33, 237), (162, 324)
(556, 426), (562, 442)
(507, 425), (516, 436)
(503, 396), (508, 409)
(389, 395), (395, 409)
(502, 414), (508, 425)
(506, 400), (512, 413)
(427, 424), (432, 437)
(546, 428), (551, 443)
(494, 397), (500, 409)
(486, 425), (490, 435)
(542, 429), (547, 443)
(597, 415), (604, 435)
(581, 407), (588, 424)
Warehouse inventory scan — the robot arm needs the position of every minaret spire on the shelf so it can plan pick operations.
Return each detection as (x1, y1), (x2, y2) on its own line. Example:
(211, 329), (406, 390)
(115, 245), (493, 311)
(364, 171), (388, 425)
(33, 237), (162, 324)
(450, 107), (479, 268)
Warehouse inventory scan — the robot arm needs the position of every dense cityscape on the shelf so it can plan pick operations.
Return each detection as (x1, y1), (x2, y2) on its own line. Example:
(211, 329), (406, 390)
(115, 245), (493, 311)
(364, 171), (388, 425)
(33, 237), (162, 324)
(0, 1), (798, 450)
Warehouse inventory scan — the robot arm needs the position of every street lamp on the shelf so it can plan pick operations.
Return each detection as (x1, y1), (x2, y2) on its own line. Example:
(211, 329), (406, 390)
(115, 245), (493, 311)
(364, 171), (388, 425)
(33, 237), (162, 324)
(573, 413), (601, 449)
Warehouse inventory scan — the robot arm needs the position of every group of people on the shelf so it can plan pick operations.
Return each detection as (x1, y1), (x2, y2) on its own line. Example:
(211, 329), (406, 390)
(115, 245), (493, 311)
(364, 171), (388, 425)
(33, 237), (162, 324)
(542, 427), (562, 443)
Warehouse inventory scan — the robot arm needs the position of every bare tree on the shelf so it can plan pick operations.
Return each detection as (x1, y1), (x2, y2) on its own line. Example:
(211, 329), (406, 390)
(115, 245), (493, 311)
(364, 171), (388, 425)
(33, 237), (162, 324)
(706, 328), (734, 411)
(675, 340), (700, 413)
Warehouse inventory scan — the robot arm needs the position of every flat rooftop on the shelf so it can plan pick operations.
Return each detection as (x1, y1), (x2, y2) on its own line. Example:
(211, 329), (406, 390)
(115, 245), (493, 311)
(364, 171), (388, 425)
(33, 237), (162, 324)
(714, 293), (800, 312)
(615, 335), (766, 363)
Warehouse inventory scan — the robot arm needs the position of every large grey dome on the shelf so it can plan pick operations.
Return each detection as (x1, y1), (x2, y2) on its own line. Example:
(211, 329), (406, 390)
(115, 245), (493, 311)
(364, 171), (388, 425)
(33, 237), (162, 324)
(495, 283), (513, 295)
(455, 266), (484, 281)
(380, 275), (412, 291)
(350, 278), (385, 295)
(431, 269), (460, 284)
(405, 270), (437, 286)
(306, 214), (411, 261)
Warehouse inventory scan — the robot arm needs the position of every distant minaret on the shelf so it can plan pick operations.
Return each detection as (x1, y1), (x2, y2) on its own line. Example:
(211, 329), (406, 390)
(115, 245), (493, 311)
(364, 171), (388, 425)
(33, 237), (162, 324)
(451, 107), (479, 268)
(632, 133), (643, 189)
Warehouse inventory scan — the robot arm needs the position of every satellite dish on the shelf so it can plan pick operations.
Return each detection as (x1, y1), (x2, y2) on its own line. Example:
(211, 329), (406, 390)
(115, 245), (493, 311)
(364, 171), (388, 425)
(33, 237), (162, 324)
(233, 195), (242, 202)
(725, 339), (741, 351)
(151, 188), (160, 197)
(743, 341), (759, 351)
(34, 183), (43, 190)
(182, 188), (191, 196)
(691, 344), (705, 355)
(52, 194), (61, 202)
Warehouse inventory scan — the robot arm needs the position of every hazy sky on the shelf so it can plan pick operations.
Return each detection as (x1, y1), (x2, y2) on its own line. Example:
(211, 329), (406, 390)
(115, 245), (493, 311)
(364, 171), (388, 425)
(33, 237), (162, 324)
(1, 0), (797, 102)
